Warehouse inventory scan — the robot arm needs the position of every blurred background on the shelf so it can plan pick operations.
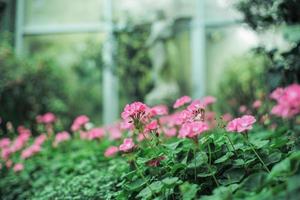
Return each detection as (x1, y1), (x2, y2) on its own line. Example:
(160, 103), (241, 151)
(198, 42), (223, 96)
(0, 0), (299, 129)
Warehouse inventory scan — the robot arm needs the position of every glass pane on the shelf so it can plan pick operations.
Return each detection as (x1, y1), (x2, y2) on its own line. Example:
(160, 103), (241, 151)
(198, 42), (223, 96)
(24, 0), (103, 26)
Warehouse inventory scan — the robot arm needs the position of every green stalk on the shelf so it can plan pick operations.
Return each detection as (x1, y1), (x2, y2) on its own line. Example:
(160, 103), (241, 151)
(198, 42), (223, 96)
(132, 158), (155, 197)
(225, 134), (238, 157)
(242, 135), (270, 173)
(208, 142), (220, 187)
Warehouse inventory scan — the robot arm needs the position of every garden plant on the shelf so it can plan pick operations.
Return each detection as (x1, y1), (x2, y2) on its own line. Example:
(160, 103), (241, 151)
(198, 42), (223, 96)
(0, 83), (300, 199)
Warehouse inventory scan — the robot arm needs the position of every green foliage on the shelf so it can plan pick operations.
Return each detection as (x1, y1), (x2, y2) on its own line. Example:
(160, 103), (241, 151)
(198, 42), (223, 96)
(216, 52), (269, 114)
(0, 36), (105, 129)
(1, 123), (299, 199)
(114, 24), (154, 109)
(0, 37), (76, 128)
(235, 0), (300, 89)
(236, 0), (300, 29)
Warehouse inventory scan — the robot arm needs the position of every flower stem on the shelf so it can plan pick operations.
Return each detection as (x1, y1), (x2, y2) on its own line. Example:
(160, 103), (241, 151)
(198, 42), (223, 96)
(225, 134), (238, 157)
(133, 158), (156, 197)
(243, 135), (270, 173)
(208, 142), (220, 187)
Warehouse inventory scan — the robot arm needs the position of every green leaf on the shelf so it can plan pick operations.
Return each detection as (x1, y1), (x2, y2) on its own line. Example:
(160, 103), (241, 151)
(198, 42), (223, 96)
(241, 172), (267, 191)
(163, 141), (182, 150)
(162, 177), (180, 187)
(250, 140), (269, 149)
(214, 152), (234, 164)
(137, 181), (163, 199)
(201, 184), (239, 200)
(264, 151), (282, 166)
(187, 152), (208, 168)
(124, 178), (147, 191)
(197, 166), (217, 177)
(179, 182), (199, 200)
(219, 168), (245, 185)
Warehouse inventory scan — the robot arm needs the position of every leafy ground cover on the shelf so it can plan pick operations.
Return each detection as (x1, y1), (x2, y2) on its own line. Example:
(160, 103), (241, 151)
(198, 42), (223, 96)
(0, 84), (300, 199)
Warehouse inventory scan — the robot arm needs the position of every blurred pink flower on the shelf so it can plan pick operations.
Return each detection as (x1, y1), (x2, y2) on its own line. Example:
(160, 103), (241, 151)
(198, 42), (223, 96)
(150, 105), (168, 116)
(252, 100), (262, 109)
(0, 138), (10, 149)
(104, 146), (119, 157)
(36, 113), (56, 124)
(163, 127), (177, 137)
(173, 96), (191, 109)
(13, 163), (24, 172)
(119, 138), (135, 152)
(107, 125), (122, 140)
(1, 147), (11, 160)
(239, 105), (247, 113)
(71, 115), (90, 131)
(87, 128), (105, 140)
(222, 113), (233, 122)
(6, 160), (12, 168)
(201, 96), (217, 106)
(226, 115), (256, 133)
(53, 131), (70, 147)
(270, 84), (300, 118)
(178, 121), (209, 138)
(34, 134), (47, 146)
(270, 87), (284, 100)
(145, 120), (158, 132)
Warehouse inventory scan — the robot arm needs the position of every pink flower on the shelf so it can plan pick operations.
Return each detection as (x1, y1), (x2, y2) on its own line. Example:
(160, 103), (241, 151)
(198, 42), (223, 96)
(36, 113), (56, 124)
(187, 100), (205, 121)
(104, 146), (119, 157)
(150, 105), (168, 116)
(0, 138), (10, 149)
(71, 115), (90, 131)
(270, 84), (300, 118)
(252, 100), (262, 109)
(137, 133), (150, 141)
(222, 113), (233, 122)
(1, 147), (11, 160)
(163, 127), (177, 137)
(13, 163), (24, 172)
(145, 120), (158, 131)
(53, 131), (70, 147)
(173, 96), (192, 109)
(146, 156), (165, 167)
(178, 121), (209, 138)
(6, 160), (12, 168)
(226, 115), (256, 133)
(270, 87), (284, 100)
(239, 105), (247, 113)
(34, 134), (47, 146)
(87, 128), (105, 140)
(121, 102), (150, 122)
(201, 96), (216, 106)
(107, 125), (122, 140)
(119, 138), (135, 152)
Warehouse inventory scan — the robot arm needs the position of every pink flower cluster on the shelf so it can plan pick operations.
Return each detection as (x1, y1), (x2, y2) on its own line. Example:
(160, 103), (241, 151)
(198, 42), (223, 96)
(104, 146), (119, 157)
(121, 102), (150, 126)
(13, 163), (24, 172)
(21, 134), (47, 159)
(173, 96), (191, 108)
(179, 121), (209, 138)
(53, 131), (70, 147)
(226, 115), (256, 133)
(36, 113), (56, 124)
(119, 138), (135, 152)
(80, 128), (105, 140)
(270, 84), (300, 118)
(71, 115), (89, 131)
